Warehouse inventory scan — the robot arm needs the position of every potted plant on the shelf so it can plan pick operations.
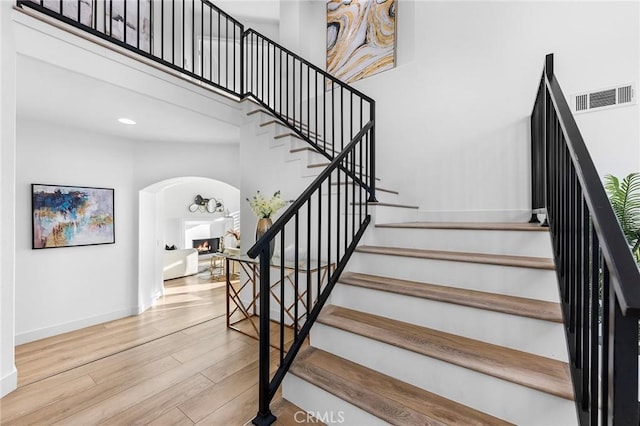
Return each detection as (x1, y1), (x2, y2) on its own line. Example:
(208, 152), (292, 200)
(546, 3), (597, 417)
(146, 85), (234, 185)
(604, 172), (640, 265)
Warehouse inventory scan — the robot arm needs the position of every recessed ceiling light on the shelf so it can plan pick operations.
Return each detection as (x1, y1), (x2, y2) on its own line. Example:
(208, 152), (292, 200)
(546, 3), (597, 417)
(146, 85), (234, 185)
(118, 118), (136, 125)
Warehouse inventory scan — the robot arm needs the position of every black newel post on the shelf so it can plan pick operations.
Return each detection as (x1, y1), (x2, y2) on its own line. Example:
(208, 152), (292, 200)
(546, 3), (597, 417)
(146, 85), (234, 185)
(252, 250), (276, 426)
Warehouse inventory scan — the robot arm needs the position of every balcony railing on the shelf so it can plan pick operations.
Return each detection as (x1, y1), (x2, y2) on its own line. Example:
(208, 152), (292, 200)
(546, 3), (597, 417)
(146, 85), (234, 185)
(18, 0), (244, 97)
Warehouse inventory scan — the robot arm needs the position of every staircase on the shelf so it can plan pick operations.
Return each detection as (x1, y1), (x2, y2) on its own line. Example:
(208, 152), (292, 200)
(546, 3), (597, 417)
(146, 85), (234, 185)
(242, 102), (576, 425)
(17, 2), (639, 423)
(282, 217), (578, 425)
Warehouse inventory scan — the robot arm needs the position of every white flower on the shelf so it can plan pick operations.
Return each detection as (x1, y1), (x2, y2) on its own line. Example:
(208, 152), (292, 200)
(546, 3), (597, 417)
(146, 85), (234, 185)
(246, 190), (288, 219)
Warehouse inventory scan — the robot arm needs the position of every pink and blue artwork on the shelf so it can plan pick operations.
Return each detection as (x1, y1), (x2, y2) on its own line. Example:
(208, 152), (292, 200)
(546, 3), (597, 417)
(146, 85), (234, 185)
(32, 184), (115, 249)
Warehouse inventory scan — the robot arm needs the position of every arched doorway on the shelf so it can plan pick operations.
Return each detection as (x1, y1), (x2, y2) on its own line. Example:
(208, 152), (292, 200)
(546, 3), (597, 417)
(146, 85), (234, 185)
(137, 177), (240, 312)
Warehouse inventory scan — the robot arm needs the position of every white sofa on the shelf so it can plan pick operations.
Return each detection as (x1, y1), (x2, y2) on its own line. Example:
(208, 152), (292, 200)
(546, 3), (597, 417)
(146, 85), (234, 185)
(163, 248), (199, 280)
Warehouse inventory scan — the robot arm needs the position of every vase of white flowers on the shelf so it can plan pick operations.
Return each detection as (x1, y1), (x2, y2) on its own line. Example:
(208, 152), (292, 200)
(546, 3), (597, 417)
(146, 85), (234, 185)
(246, 190), (287, 259)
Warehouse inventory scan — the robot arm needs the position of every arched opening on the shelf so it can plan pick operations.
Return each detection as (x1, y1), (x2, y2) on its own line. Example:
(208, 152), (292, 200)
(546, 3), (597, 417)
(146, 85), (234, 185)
(137, 176), (240, 312)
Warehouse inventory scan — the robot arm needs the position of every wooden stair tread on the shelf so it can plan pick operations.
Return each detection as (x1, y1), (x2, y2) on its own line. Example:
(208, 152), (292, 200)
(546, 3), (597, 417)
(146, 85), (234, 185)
(305, 163), (382, 181)
(289, 146), (338, 156)
(365, 201), (418, 209)
(275, 132), (329, 148)
(376, 221), (549, 232)
(248, 107), (319, 134)
(331, 181), (399, 195)
(272, 398), (325, 425)
(318, 306), (574, 400)
(260, 119), (322, 140)
(339, 272), (563, 323)
(291, 346), (512, 425)
(355, 245), (555, 270)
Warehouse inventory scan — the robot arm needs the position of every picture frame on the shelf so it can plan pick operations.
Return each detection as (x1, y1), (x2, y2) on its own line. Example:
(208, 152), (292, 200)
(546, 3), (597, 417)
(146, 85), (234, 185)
(32, 184), (115, 249)
(326, 0), (397, 86)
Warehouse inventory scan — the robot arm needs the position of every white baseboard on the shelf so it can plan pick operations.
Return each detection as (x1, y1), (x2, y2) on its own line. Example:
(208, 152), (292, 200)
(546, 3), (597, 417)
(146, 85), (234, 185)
(1, 366), (17, 398)
(417, 209), (533, 223)
(15, 307), (138, 345)
(137, 290), (163, 314)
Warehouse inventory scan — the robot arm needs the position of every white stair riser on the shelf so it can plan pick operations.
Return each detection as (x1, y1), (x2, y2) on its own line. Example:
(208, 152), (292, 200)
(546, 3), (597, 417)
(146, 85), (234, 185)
(282, 374), (386, 425)
(369, 205), (418, 223)
(369, 227), (553, 258)
(283, 146), (323, 165)
(332, 283), (567, 361)
(347, 252), (559, 302)
(324, 186), (399, 206)
(301, 165), (325, 178)
(245, 121), (288, 149)
(289, 136), (312, 151)
(311, 325), (577, 426)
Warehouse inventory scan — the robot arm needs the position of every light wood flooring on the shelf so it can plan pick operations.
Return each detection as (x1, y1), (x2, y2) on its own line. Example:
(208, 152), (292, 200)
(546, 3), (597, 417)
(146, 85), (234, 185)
(1, 272), (320, 425)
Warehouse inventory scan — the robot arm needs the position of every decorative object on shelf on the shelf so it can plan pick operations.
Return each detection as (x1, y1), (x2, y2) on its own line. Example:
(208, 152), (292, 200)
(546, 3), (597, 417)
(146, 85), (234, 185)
(255, 218), (274, 259)
(32, 183), (115, 249)
(219, 234), (225, 253)
(327, 0), (396, 87)
(225, 228), (241, 249)
(247, 190), (288, 259)
(188, 194), (224, 213)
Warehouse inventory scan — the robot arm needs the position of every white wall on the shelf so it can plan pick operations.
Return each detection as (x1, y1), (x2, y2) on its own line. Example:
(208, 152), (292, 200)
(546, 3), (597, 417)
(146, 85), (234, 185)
(163, 179), (240, 249)
(284, 1), (639, 220)
(138, 189), (162, 313)
(0, 0), (18, 399)
(216, 0), (280, 40)
(14, 119), (240, 344)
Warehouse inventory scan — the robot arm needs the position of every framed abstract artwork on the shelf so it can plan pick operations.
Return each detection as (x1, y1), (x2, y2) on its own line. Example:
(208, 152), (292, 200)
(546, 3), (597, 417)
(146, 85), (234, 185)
(32, 184), (115, 249)
(327, 0), (397, 85)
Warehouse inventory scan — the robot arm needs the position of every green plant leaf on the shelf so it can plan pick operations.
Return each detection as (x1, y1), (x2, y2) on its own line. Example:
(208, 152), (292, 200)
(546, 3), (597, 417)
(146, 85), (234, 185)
(605, 173), (640, 262)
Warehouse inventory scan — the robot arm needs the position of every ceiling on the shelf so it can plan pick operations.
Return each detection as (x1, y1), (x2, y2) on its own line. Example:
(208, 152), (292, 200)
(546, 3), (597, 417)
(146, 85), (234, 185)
(16, 55), (241, 145)
(213, 0), (280, 23)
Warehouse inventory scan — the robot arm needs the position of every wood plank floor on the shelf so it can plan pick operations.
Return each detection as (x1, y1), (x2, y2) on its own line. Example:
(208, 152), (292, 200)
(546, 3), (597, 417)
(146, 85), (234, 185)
(1, 273), (320, 425)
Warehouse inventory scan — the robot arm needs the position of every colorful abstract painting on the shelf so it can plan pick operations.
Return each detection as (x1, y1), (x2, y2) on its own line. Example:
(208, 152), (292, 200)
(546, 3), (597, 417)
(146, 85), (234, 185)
(32, 184), (115, 249)
(327, 0), (396, 85)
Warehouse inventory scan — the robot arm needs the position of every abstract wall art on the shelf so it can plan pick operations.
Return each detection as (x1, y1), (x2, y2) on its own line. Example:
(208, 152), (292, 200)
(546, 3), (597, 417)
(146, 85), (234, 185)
(327, 0), (396, 86)
(42, 0), (93, 27)
(106, 0), (152, 51)
(32, 184), (115, 249)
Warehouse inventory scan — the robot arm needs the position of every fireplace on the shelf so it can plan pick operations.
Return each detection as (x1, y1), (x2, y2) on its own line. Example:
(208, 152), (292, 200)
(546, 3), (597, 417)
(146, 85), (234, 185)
(192, 237), (219, 255)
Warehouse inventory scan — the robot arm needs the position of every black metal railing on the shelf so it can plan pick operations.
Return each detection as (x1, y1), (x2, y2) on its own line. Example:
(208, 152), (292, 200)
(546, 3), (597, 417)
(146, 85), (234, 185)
(17, 0), (244, 97)
(531, 53), (640, 425)
(17, 2), (376, 424)
(243, 29), (376, 200)
(247, 121), (374, 425)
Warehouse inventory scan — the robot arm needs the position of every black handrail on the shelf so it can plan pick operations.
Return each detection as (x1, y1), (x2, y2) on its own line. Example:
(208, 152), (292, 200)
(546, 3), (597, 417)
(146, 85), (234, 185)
(18, 0), (244, 99)
(531, 53), (640, 425)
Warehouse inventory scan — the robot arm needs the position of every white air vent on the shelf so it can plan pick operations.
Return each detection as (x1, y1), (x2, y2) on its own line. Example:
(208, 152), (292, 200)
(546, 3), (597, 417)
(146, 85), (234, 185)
(572, 83), (636, 114)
